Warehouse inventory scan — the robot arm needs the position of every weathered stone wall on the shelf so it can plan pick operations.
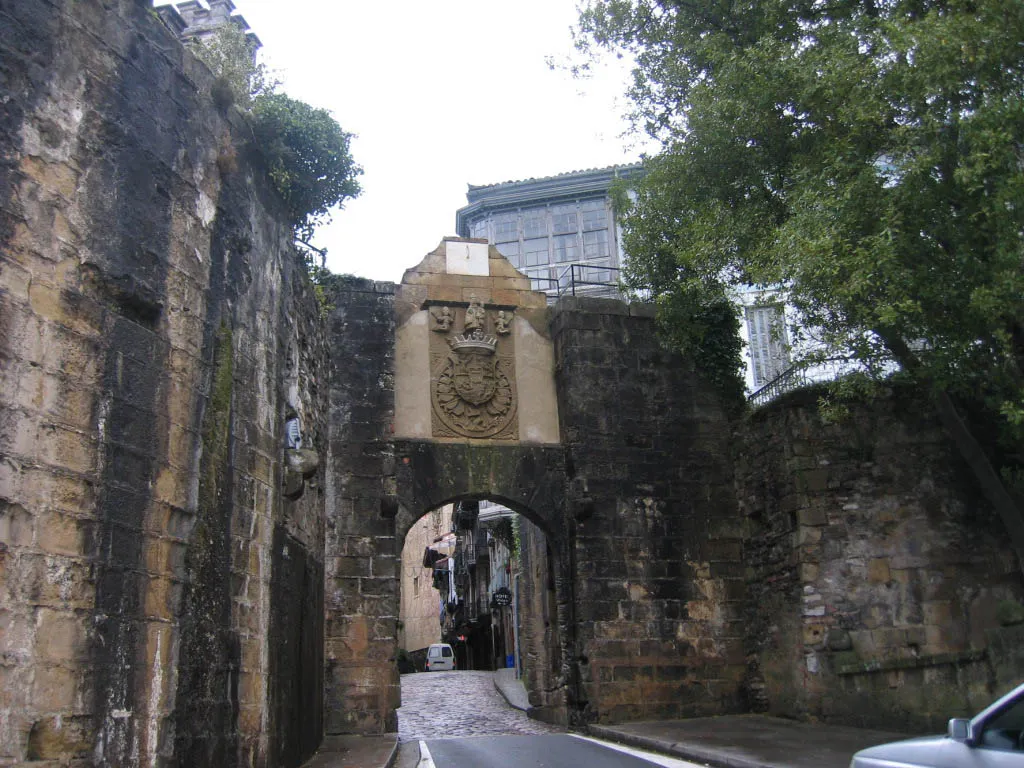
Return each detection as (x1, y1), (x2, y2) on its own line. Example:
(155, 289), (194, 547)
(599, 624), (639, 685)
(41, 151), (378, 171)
(398, 506), (450, 654)
(0, 1), (328, 764)
(517, 516), (563, 716)
(322, 276), (400, 735)
(551, 297), (747, 724)
(737, 388), (1024, 732)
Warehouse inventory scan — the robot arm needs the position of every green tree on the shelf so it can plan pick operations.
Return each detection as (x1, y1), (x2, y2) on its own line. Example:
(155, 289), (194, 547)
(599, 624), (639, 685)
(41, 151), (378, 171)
(188, 22), (271, 109)
(192, 25), (362, 241)
(577, 0), (1024, 559)
(251, 92), (362, 240)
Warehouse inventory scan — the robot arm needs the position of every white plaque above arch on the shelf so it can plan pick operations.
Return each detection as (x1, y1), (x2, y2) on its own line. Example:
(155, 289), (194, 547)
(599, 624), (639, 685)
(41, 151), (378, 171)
(445, 240), (489, 276)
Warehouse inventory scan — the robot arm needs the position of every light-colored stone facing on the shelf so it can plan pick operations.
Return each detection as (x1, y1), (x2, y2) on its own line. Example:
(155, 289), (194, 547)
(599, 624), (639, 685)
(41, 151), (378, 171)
(513, 317), (560, 444)
(0, 1), (328, 760)
(393, 238), (560, 445)
(393, 312), (431, 439)
(398, 506), (452, 653)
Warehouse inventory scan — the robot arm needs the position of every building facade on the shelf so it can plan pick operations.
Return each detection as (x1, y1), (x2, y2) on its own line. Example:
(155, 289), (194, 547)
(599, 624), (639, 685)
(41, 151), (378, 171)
(155, 0), (261, 49)
(455, 165), (797, 393)
(398, 505), (453, 663)
(455, 165), (642, 298)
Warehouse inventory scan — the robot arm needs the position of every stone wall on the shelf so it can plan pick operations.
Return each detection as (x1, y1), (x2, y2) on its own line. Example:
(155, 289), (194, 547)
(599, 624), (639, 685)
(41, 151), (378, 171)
(398, 506), (451, 654)
(517, 516), (563, 716)
(0, 1), (328, 764)
(322, 276), (400, 735)
(551, 297), (747, 724)
(737, 388), (1024, 732)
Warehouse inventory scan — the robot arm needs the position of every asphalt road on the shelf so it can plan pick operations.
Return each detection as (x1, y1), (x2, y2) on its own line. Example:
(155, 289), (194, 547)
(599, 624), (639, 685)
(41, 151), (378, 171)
(421, 734), (702, 768)
(396, 672), (701, 768)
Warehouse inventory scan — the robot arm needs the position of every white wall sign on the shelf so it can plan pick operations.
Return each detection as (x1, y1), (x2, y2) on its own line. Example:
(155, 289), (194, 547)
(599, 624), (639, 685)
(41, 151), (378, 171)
(445, 240), (489, 276)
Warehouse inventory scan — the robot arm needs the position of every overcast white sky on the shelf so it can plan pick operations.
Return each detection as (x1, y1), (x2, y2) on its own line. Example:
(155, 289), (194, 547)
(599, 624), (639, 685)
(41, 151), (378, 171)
(184, 0), (647, 283)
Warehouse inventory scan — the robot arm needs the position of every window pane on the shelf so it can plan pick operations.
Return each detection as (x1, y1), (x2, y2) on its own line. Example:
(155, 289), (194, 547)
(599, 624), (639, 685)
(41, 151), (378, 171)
(553, 234), (579, 263)
(523, 237), (549, 267)
(581, 200), (608, 231)
(583, 229), (608, 258)
(523, 213), (547, 240)
(470, 219), (488, 238)
(570, 261), (612, 284)
(524, 266), (554, 292)
(496, 241), (519, 258)
(551, 205), (578, 235)
(494, 216), (518, 242)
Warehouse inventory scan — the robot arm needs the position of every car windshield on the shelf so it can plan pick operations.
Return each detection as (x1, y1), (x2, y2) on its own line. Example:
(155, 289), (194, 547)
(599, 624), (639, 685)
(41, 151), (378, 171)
(441, 647), (452, 657)
(979, 694), (1024, 751)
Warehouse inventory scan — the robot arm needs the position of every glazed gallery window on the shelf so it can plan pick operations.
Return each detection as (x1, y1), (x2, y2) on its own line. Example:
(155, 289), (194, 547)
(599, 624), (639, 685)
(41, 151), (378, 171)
(581, 200), (608, 232)
(582, 229), (608, 259)
(523, 213), (546, 240)
(493, 215), (518, 243)
(466, 198), (615, 283)
(522, 238), (549, 267)
(553, 234), (579, 263)
(551, 204), (578, 235)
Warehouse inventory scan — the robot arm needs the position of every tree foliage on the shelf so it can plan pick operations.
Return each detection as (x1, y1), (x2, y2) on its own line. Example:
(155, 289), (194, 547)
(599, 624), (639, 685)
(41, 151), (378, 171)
(578, 0), (1024, 564)
(188, 22), (271, 109)
(577, 0), (1024, 442)
(192, 25), (362, 240)
(251, 93), (362, 240)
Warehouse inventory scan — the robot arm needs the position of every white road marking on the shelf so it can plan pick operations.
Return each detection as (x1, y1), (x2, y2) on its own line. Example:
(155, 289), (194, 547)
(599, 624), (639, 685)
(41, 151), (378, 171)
(417, 740), (436, 768)
(570, 734), (707, 767)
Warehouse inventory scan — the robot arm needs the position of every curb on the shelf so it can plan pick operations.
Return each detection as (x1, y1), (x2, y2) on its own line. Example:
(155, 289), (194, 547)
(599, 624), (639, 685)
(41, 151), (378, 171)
(384, 737), (400, 768)
(300, 735), (401, 768)
(587, 725), (769, 768)
(492, 672), (532, 713)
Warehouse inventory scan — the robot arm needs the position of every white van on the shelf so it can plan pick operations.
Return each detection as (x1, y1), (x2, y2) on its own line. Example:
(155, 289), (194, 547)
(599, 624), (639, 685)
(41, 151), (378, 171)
(424, 643), (456, 672)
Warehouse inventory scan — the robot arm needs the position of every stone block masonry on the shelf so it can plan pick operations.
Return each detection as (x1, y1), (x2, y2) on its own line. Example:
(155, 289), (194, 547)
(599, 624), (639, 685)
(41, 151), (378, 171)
(0, 1), (329, 765)
(737, 388), (1024, 732)
(322, 277), (400, 736)
(550, 297), (747, 724)
(4, 0), (1023, 754)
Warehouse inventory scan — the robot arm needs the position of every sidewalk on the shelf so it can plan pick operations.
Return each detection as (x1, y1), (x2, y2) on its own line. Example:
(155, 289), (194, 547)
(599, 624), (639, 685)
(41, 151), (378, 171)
(493, 667), (533, 712)
(302, 734), (399, 768)
(588, 714), (912, 768)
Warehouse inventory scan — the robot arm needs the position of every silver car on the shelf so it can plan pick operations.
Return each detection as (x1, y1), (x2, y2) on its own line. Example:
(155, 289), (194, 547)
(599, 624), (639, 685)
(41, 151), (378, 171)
(851, 681), (1024, 767)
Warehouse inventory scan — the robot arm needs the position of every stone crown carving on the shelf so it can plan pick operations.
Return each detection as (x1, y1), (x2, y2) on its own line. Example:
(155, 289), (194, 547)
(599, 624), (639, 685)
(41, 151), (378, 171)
(449, 328), (497, 355)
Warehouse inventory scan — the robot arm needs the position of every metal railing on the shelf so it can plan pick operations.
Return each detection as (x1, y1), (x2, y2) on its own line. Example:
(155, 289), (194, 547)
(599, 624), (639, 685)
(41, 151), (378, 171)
(528, 263), (630, 303)
(556, 263), (624, 299)
(747, 357), (877, 408)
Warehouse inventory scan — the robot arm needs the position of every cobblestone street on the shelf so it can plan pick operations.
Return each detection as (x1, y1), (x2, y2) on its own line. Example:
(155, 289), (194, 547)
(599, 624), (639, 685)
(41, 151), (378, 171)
(397, 671), (562, 742)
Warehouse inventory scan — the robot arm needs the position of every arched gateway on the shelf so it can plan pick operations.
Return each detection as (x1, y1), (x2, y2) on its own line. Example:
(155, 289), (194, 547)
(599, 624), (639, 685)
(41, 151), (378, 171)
(323, 238), (746, 735)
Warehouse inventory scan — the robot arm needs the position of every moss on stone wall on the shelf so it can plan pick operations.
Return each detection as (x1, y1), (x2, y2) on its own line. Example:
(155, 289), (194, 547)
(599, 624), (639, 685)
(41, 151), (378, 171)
(175, 323), (241, 764)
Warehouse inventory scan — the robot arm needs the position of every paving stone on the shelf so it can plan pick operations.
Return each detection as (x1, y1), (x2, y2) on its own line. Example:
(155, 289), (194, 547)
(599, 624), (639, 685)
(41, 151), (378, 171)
(397, 671), (561, 742)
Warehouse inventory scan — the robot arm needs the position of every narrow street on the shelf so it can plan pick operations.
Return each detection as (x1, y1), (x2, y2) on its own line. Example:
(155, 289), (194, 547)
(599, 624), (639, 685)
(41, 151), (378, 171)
(394, 672), (702, 768)
(397, 671), (559, 742)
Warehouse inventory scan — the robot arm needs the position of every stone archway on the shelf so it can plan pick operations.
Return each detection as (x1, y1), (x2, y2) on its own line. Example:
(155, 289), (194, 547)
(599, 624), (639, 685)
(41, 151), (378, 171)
(321, 239), (578, 733)
(322, 238), (749, 737)
(387, 239), (578, 722)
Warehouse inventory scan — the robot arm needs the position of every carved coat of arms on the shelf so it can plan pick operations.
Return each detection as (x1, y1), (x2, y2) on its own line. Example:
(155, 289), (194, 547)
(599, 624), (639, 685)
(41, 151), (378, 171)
(431, 297), (517, 439)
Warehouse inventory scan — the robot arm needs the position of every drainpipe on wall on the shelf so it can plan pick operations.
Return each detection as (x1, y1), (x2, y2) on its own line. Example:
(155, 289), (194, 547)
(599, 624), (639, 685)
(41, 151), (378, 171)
(513, 574), (522, 679)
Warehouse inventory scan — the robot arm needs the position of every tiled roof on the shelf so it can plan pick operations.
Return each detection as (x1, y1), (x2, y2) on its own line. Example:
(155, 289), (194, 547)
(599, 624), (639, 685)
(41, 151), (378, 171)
(466, 162), (643, 192)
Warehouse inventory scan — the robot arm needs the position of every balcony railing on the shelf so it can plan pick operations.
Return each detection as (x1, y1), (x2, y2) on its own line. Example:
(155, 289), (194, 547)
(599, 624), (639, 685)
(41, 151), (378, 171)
(556, 263), (624, 299)
(748, 357), (881, 408)
(528, 264), (631, 303)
